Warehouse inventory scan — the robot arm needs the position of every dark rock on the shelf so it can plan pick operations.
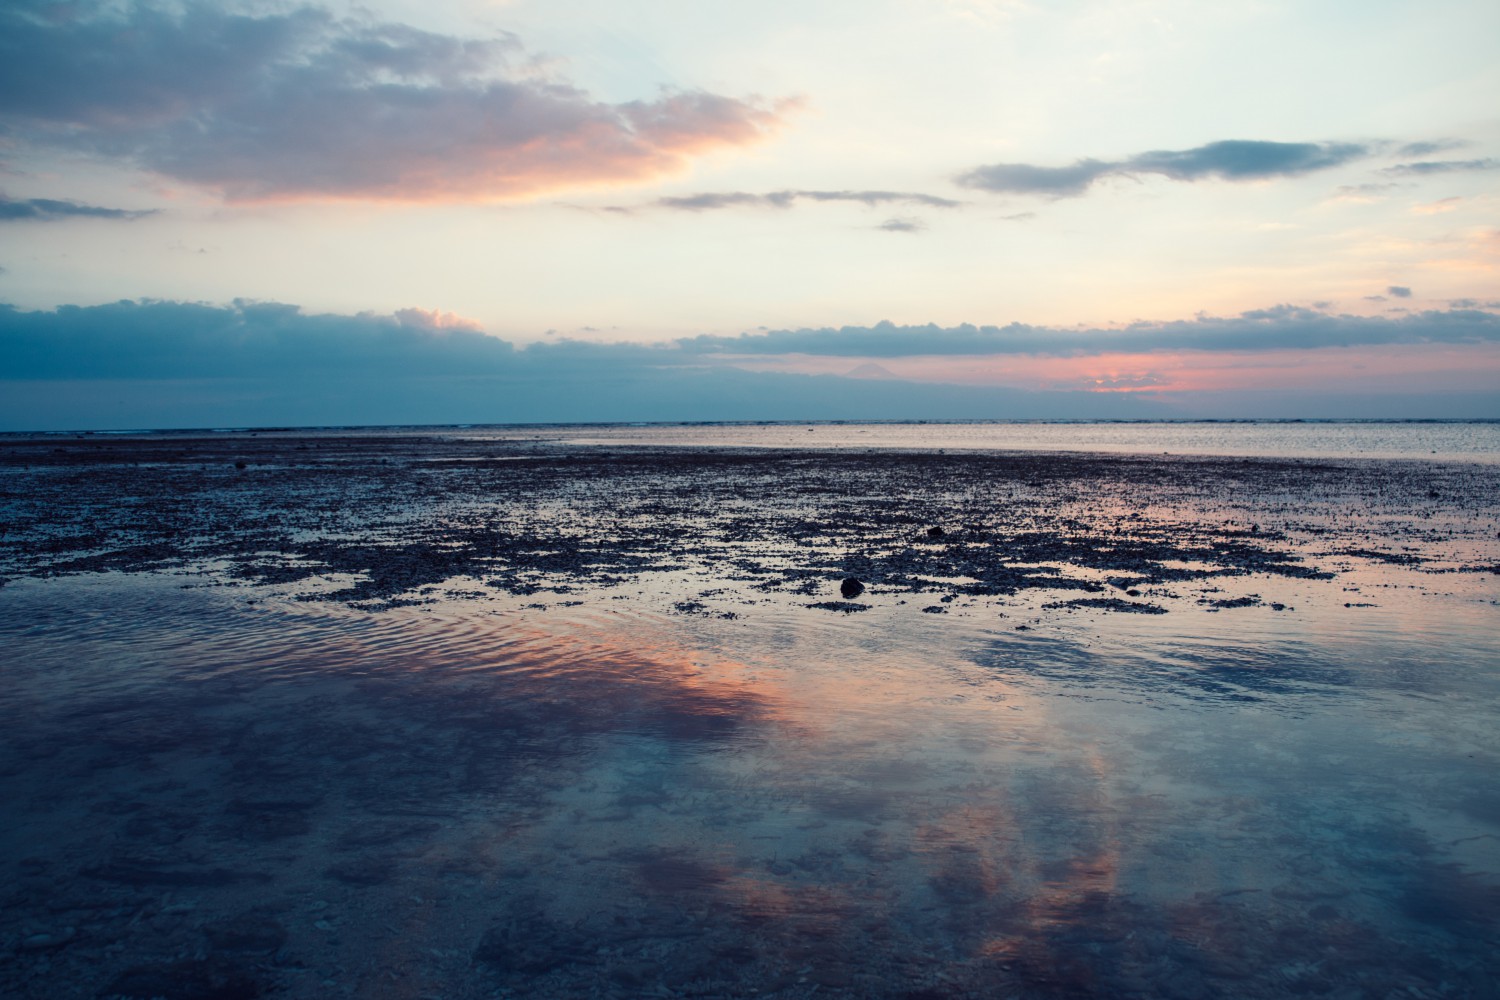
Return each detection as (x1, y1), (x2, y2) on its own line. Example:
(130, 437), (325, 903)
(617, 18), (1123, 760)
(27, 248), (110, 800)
(1204, 595), (1261, 609)
(806, 601), (870, 613)
(839, 577), (865, 599)
(1044, 597), (1168, 615)
(926, 526), (946, 538)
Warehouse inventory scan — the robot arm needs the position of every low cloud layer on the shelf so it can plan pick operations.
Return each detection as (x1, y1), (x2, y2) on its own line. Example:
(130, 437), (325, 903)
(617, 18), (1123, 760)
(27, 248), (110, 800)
(0, 195), (156, 222)
(877, 218), (926, 233)
(613, 190), (962, 213)
(0, 1), (788, 201)
(1382, 158), (1499, 177)
(0, 300), (519, 379)
(0, 300), (1172, 428)
(2, 299), (1496, 429)
(957, 140), (1372, 198)
(5, 298), (1499, 374)
(686, 305), (1500, 357)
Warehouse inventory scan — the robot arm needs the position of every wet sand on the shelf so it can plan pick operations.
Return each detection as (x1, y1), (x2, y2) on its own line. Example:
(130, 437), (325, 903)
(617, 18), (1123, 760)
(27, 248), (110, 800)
(1, 432), (1498, 999)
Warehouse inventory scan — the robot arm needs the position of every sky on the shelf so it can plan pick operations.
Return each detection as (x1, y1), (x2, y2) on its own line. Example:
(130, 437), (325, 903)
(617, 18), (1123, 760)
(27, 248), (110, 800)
(1, 0), (1498, 429)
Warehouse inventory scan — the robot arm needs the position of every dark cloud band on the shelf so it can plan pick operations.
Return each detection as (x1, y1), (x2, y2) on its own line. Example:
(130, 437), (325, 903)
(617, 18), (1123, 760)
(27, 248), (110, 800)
(4, 301), (1497, 385)
(957, 140), (1372, 198)
(685, 306), (1500, 357)
(0, 196), (156, 222)
(1382, 159), (1499, 176)
(641, 190), (962, 212)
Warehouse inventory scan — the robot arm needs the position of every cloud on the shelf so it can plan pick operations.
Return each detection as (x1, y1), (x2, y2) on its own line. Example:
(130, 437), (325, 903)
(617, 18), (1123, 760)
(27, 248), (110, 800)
(1382, 159), (1500, 177)
(0, 299), (518, 379)
(1128, 141), (1369, 181)
(1412, 196), (1462, 215)
(0, 194), (156, 222)
(1387, 286), (1412, 298)
(956, 159), (1115, 198)
(957, 140), (1372, 198)
(1397, 140), (1468, 157)
(876, 218), (925, 233)
(4, 299), (1497, 428)
(8, 301), (1498, 387)
(0, 1), (789, 202)
(682, 305), (1500, 357)
(1328, 183), (1402, 204)
(641, 190), (962, 212)
(0, 299), (1176, 427)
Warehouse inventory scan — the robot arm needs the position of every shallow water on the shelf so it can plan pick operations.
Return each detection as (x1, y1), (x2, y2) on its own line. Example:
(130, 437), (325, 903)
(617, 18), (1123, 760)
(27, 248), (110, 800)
(1, 437), (1498, 998)
(26, 419), (1499, 462)
(502, 420), (1500, 463)
(2, 555), (1497, 998)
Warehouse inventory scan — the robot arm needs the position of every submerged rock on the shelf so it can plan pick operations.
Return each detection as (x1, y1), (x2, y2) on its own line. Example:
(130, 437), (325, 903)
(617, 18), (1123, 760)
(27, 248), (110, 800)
(1045, 596), (1169, 614)
(807, 601), (870, 613)
(20, 928), (74, 951)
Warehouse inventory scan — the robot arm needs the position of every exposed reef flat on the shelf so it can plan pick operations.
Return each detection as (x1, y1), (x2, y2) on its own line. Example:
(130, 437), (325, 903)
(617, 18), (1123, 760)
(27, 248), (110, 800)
(2, 431), (1495, 611)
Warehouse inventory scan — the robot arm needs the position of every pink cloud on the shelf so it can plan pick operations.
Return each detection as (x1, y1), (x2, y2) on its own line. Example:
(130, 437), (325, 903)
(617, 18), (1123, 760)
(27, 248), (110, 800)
(0, 3), (792, 202)
(723, 343), (1500, 396)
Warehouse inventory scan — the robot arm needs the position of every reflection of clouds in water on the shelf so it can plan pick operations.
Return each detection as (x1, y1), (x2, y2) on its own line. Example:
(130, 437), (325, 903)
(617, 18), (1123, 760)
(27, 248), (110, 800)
(970, 631), (1357, 705)
(2, 534), (1497, 998)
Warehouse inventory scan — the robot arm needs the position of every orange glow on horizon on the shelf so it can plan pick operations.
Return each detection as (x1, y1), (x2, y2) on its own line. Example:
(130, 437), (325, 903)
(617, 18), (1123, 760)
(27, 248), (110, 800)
(719, 342), (1500, 395)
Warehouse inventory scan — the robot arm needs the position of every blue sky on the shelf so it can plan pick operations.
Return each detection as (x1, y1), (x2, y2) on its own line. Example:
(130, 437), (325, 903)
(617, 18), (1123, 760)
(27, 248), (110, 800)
(2, 0), (1497, 428)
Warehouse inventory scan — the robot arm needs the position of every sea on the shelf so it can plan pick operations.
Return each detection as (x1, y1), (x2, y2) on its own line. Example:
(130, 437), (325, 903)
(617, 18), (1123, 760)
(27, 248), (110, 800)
(503, 418), (1500, 463)
(70, 418), (1496, 463)
(0, 420), (1496, 999)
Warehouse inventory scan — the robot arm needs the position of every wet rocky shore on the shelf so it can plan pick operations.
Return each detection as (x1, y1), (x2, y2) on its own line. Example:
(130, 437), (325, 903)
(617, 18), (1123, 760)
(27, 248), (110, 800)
(3, 430), (1495, 609)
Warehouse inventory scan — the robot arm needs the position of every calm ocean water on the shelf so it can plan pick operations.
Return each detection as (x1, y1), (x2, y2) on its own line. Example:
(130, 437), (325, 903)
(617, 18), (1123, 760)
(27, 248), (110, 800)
(465, 420), (1500, 462)
(64, 419), (1500, 462)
